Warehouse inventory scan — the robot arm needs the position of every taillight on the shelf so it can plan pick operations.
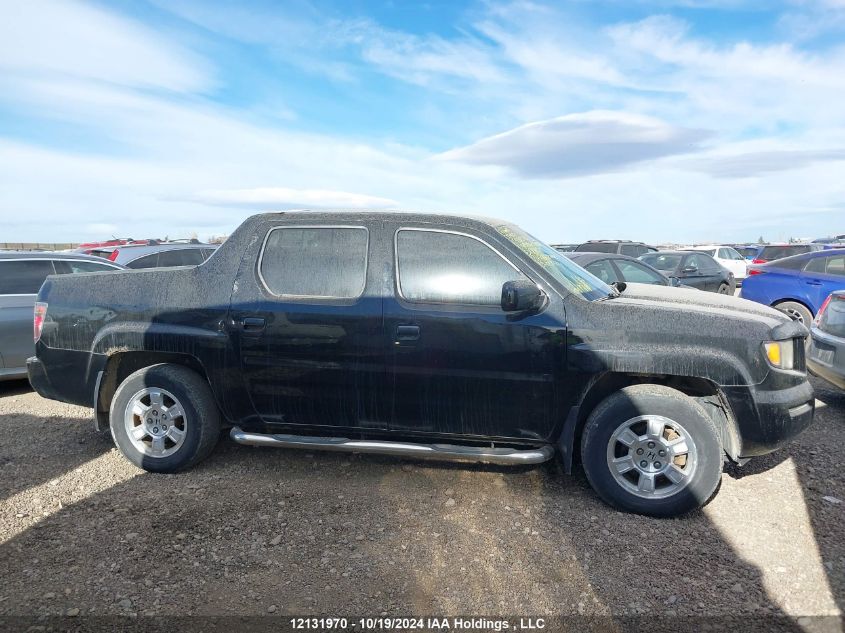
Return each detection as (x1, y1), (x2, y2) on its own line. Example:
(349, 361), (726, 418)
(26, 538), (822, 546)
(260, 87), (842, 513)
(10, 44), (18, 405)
(748, 268), (764, 276)
(108, 250), (119, 261)
(814, 295), (832, 326)
(34, 302), (47, 342)
(752, 258), (766, 264)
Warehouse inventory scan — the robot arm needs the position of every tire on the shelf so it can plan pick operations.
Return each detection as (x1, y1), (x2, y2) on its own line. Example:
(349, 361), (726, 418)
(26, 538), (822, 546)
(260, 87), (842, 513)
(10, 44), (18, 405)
(717, 282), (730, 295)
(580, 384), (723, 517)
(774, 301), (813, 328)
(109, 364), (221, 473)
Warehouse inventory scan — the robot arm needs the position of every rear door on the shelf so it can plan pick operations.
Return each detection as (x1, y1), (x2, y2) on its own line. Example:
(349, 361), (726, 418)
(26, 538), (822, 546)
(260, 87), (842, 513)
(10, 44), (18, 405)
(0, 259), (55, 371)
(229, 222), (388, 432)
(802, 255), (845, 313)
(383, 224), (561, 442)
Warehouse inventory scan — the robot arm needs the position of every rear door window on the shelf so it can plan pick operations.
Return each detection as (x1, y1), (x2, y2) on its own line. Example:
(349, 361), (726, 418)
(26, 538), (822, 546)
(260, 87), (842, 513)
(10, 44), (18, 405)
(825, 256), (845, 277)
(126, 253), (159, 269)
(53, 260), (118, 274)
(0, 260), (56, 294)
(805, 257), (827, 274)
(259, 227), (369, 299)
(620, 244), (639, 257)
(156, 249), (207, 267)
(396, 230), (526, 306)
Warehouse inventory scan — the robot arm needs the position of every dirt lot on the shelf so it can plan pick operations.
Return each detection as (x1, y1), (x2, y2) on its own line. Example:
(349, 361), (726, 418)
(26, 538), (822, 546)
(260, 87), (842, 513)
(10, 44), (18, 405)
(0, 377), (843, 627)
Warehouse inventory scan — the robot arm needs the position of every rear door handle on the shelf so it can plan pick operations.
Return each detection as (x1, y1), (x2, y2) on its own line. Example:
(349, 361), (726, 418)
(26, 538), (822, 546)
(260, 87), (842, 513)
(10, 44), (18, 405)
(395, 325), (420, 342)
(805, 280), (822, 286)
(239, 317), (266, 332)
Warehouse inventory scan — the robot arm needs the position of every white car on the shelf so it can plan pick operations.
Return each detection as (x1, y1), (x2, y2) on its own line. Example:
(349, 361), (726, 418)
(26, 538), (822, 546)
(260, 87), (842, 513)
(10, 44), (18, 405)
(686, 245), (748, 282)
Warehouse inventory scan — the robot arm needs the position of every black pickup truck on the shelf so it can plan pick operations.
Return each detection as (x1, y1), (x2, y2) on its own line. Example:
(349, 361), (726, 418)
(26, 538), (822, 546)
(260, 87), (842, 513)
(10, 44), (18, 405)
(28, 212), (815, 516)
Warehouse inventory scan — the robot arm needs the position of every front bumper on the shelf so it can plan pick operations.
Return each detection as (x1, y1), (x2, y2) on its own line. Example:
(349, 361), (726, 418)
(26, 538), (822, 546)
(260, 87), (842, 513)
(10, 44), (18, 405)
(807, 327), (845, 390)
(722, 378), (815, 458)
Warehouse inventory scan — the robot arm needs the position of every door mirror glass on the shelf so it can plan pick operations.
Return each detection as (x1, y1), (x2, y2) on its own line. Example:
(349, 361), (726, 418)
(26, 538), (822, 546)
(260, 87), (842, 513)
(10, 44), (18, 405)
(501, 280), (545, 312)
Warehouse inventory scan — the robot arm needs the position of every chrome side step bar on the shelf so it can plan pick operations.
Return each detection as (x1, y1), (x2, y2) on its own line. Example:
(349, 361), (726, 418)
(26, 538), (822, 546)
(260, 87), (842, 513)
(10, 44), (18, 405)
(229, 427), (555, 466)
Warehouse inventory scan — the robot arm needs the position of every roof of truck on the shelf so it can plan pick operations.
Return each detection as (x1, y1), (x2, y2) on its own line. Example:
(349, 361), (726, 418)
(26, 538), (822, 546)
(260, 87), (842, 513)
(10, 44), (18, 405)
(259, 210), (510, 227)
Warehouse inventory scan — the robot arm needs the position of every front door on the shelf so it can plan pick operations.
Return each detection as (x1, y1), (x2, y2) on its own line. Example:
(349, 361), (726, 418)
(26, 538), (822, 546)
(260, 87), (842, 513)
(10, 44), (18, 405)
(383, 224), (562, 443)
(230, 223), (388, 432)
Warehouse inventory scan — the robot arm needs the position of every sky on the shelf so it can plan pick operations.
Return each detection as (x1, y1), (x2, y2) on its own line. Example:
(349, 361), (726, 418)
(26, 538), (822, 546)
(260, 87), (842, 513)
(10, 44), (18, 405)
(1, 0), (844, 245)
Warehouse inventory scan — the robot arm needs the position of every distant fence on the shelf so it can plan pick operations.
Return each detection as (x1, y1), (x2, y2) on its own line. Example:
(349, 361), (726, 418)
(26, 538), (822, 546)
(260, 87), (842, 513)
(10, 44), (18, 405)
(0, 243), (80, 251)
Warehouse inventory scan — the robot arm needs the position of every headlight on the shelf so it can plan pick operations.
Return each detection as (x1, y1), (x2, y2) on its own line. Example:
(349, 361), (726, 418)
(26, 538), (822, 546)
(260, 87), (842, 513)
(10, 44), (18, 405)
(763, 340), (795, 370)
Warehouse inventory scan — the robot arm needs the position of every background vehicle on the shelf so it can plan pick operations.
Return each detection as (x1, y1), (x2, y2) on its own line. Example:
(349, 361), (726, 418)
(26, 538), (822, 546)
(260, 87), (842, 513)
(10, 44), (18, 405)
(732, 245), (763, 260)
(686, 245), (748, 283)
(551, 243), (579, 253)
(807, 291), (845, 389)
(740, 249), (845, 327)
(639, 251), (735, 293)
(565, 252), (689, 288)
(812, 236), (845, 249)
(752, 244), (823, 264)
(0, 252), (123, 380)
(90, 243), (218, 268)
(29, 212), (813, 517)
(574, 240), (658, 257)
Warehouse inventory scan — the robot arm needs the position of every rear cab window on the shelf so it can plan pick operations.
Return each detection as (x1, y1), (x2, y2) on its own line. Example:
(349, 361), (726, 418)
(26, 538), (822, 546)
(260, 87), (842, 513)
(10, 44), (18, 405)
(0, 260), (55, 294)
(259, 227), (369, 299)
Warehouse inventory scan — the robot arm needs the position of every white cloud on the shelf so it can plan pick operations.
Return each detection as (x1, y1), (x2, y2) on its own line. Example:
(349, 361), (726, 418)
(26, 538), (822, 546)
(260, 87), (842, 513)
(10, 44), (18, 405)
(439, 111), (712, 177)
(189, 187), (399, 209)
(1, 0), (844, 247)
(0, 0), (211, 92)
(687, 148), (845, 177)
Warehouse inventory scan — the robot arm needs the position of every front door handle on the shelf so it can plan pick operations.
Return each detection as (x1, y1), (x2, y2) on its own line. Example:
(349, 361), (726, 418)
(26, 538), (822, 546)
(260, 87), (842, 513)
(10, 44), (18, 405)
(239, 317), (266, 332)
(395, 325), (420, 342)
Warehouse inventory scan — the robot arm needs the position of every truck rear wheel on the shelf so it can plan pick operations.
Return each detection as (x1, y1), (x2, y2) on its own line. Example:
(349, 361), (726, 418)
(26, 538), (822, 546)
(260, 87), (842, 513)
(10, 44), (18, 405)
(580, 385), (722, 517)
(109, 364), (220, 473)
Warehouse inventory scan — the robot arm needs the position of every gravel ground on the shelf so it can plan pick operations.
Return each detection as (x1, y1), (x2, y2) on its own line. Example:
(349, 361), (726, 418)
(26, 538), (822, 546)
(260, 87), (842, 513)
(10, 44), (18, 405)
(0, 377), (842, 625)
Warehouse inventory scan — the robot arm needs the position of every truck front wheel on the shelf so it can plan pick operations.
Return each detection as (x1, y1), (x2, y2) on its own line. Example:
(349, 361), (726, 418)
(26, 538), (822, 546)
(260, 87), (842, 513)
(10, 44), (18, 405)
(109, 364), (221, 473)
(580, 385), (722, 517)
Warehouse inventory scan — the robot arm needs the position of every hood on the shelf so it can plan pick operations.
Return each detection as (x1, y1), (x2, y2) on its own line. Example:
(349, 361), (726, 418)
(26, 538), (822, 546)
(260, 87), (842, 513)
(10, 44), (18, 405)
(612, 282), (790, 328)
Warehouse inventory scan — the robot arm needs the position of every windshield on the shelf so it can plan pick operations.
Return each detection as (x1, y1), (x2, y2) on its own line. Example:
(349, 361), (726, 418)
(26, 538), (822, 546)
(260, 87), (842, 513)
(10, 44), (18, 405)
(640, 253), (682, 271)
(496, 225), (615, 301)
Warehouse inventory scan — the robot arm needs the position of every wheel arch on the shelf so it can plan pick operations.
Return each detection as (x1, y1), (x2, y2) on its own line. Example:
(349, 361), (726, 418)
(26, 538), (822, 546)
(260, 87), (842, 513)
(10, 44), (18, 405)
(94, 351), (212, 432)
(771, 298), (815, 317)
(557, 371), (741, 474)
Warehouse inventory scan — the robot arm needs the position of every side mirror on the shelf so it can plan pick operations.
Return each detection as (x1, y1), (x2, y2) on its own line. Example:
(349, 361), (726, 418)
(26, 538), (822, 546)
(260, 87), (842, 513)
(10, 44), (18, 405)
(501, 280), (545, 313)
(681, 265), (698, 274)
(670, 276), (682, 287)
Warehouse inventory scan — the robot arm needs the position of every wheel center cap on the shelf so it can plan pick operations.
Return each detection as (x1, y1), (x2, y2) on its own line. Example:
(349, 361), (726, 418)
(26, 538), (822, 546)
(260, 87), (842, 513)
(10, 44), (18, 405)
(634, 440), (668, 472)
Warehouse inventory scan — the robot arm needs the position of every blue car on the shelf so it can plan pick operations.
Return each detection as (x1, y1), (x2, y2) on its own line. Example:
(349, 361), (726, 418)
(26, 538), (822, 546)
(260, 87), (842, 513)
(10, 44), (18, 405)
(733, 245), (763, 261)
(740, 248), (845, 326)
